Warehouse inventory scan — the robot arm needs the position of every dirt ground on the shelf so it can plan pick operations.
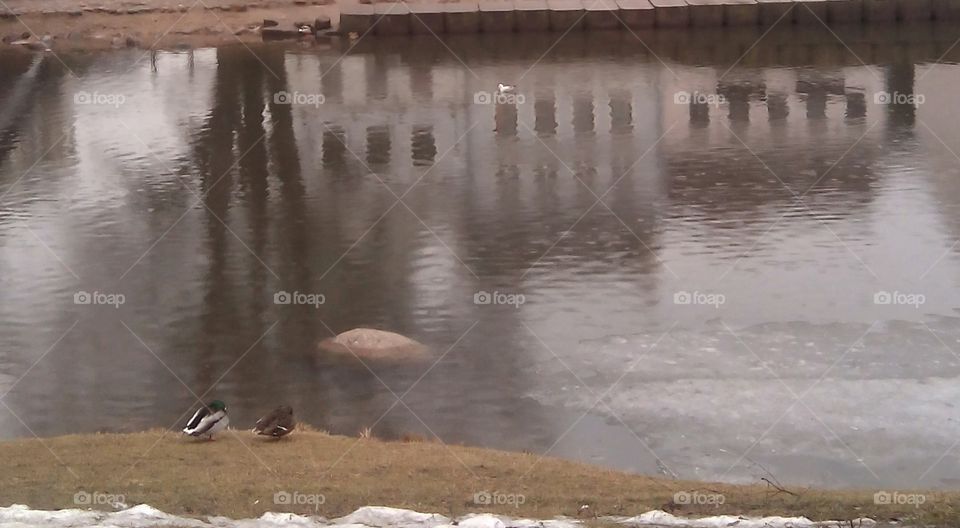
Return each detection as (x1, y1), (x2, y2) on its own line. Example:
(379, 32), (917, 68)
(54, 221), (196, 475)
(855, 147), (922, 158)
(0, 0), (341, 51)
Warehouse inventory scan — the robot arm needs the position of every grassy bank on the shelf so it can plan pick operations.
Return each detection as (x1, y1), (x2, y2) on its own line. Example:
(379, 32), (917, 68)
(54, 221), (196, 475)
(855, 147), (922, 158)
(0, 429), (954, 524)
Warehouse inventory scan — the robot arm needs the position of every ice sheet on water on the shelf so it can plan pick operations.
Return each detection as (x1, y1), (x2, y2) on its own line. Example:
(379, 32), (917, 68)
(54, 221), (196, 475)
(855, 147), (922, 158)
(0, 505), (875, 528)
(526, 318), (960, 487)
(551, 320), (960, 384)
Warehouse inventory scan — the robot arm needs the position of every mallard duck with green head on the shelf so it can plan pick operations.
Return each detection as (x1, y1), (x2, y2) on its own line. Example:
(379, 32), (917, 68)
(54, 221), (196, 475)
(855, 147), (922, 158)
(182, 400), (229, 440)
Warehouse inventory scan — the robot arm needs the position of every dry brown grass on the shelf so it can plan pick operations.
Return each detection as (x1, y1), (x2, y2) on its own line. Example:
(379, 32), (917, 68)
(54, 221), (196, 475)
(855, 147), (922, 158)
(0, 429), (954, 525)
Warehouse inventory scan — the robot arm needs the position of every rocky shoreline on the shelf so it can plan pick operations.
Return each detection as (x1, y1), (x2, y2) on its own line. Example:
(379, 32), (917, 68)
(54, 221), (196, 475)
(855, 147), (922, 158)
(0, 0), (339, 51)
(0, 0), (331, 17)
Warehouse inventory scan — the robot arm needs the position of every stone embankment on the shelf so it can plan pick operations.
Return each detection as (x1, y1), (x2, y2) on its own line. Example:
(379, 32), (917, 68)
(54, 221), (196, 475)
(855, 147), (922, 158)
(339, 0), (960, 34)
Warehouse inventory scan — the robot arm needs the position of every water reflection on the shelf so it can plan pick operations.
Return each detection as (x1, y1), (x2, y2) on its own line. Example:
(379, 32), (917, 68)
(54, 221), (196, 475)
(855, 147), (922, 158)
(411, 125), (437, 166)
(1, 24), (960, 488)
(323, 125), (347, 168)
(608, 90), (632, 135)
(534, 95), (557, 136)
(494, 101), (518, 136)
(767, 92), (789, 121)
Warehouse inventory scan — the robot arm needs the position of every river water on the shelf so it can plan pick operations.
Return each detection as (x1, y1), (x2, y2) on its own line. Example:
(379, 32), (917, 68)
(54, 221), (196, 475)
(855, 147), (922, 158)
(1, 24), (960, 489)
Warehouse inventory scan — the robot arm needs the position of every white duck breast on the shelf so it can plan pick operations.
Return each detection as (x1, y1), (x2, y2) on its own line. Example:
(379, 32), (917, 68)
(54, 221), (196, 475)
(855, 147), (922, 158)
(183, 409), (229, 436)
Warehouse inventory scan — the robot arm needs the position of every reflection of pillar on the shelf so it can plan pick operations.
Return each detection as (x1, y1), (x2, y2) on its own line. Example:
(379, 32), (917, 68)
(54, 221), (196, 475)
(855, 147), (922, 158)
(365, 54), (388, 101)
(238, 55), (268, 208)
(366, 125), (391, 165)
(690, 94), (709, 127)
(495, 103), (518, 136)
(0, 55), (51, 166)
(409, 63), (433, 102)
(609, 89), (632, 135)
(886, 61), (916, 128)
(573, 96), (594, 136)
(195, 48), (246, 376)
(202, 48), (242, 203)
(321, 61), (344, 104)
(411, 125), (436, 166)
(497, 164), (520, 180)
(341, 56), (366, 106)
(796, 77), (842, 120)
(717, 81), (762, 123)
(846, 92), (866, 119)
(804, 89), (826, 118)
(534, 95), (557, 136)
(263, 46), (303, 194)
(723, 89), (751, 122)
(322, 125), (346, 168)
(767, 93), (789, 121)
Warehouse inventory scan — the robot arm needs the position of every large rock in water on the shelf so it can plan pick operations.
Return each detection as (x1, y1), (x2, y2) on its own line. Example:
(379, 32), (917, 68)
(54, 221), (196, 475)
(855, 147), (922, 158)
(319, 328), (427, 361)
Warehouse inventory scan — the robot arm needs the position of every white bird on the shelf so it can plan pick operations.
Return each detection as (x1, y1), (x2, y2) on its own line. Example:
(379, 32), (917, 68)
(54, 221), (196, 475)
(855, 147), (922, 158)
(497, 83), (516, 94)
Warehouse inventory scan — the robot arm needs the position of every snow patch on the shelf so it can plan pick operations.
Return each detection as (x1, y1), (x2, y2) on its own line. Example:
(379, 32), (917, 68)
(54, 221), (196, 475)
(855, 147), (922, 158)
(108, 504), (209, 527)
(621, 510), (815, 527)
(0, 504), (875, 528)
(334, 506), (449, 527)
(617, 510), (877, 528)
(457, 514), (504, 528)
(209, 511), (322, 527)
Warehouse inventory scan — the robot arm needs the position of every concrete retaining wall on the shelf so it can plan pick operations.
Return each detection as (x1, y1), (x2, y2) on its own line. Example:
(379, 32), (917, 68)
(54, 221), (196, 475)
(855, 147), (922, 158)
(340, 0), (960, 34)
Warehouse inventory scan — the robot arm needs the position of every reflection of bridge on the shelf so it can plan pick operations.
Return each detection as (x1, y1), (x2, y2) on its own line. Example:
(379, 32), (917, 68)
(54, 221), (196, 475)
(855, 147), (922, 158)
(315, 24), (938, 137)
(282, 28), (924, 189)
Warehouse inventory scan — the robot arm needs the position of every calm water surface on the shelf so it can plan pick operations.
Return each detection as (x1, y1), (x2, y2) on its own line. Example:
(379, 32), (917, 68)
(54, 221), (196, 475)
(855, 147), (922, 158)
(3, 25), (960, 489)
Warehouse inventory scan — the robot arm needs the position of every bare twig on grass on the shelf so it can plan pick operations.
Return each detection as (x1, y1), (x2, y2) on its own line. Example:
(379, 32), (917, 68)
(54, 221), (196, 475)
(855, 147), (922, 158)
(744, 457), (803, 500)
(760, 477), (799, 498)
